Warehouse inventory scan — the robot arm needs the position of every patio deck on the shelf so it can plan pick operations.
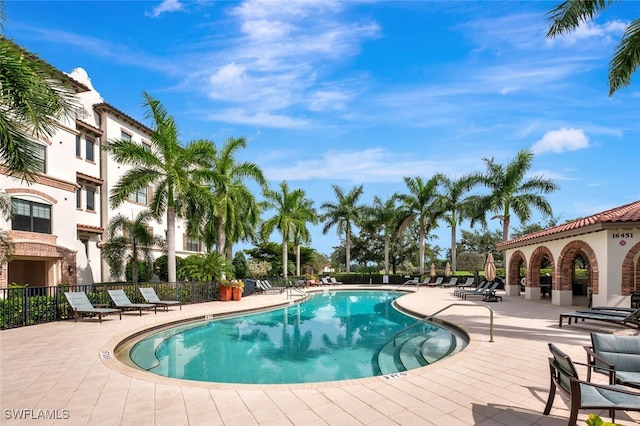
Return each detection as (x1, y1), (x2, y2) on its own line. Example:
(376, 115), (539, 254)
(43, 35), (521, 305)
(1, 286), (638, 425)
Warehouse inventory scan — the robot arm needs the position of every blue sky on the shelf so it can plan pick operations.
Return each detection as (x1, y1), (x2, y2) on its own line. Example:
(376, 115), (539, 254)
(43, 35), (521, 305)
(6, 1), (640, 257)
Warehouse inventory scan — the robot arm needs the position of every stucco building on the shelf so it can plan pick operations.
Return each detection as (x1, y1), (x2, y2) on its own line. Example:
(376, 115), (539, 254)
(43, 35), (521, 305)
(0, 55), (203, 290)
(496, 200), (640, 308)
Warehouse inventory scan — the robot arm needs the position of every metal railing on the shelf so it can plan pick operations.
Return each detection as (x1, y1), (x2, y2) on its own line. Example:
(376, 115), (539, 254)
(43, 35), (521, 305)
(0, 280), (253, 330)
(393, 303), (494, 346)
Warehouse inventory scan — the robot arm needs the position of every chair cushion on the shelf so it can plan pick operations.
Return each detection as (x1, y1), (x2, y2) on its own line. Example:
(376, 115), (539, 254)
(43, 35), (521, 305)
(616, 371), (640, 386)
(580, 383), (640, 409)
(591, 333), (640, 373)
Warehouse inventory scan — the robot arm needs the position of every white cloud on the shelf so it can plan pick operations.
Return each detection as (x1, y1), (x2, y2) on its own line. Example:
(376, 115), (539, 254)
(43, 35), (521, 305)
(147, 0), (184, 18)
(531, 128), (589, 154)
(547, 19), (627, 46)
(207, 108), (309, 128)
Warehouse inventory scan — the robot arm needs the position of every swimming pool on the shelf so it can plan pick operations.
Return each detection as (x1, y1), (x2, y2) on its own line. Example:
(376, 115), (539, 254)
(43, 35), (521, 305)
(125, 290), (466, 384)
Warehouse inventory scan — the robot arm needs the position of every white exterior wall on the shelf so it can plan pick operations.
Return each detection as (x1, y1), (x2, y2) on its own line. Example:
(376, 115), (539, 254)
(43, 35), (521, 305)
(1, 66), (201, 289)
(503, 226), (640, 307)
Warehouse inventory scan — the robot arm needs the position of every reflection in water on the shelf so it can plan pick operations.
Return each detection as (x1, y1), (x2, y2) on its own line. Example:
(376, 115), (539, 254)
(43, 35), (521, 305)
(131, 291), (445, 384)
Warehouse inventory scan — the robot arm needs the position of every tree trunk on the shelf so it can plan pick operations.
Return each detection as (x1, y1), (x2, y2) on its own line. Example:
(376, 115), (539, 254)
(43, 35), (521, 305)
(296, 244), (301, 276)
(384, 234), (389, 276)
(451, 225), (457, 273)
(503, 216), (510, 242)
(345, 230), (351, 273)
(419, 225), (425, 275)
(167, 207), (176, 283)
(282, 239), (288, 278)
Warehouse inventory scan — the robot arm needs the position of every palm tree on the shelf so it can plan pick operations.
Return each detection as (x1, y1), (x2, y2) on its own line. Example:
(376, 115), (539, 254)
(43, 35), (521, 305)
(320, 185), (364, 273)
(0, 35), (77, 180)
(546, 1), (640, 96)
(396, 176), (443, 275)
(474, 150), (559, 242)
(363, 195), (400, 276)
(101, 210), (165, 288)
(103, 92), (216, 283)
(435, 173), (479, 273)
(205, 137), (266, 258)
(261, 181), (316, 279)
(291, 194), (317, 277)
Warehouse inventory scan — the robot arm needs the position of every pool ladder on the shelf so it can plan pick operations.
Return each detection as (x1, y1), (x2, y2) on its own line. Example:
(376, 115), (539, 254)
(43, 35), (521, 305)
(393, 303), (494, 345)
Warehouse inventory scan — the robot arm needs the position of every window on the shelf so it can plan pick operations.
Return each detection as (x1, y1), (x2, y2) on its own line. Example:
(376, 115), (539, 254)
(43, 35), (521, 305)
(85, 137), (95, 162)
(34, 144), (46, 173)
(86, 188), (95, 211)
(75, 135), (81, 157)
(76, 187), (82, 209)
(127, 187), (147, 205)
(186, 237), (200, 252)
(12, 198), (51, 234)
(121, 131), (132, 142)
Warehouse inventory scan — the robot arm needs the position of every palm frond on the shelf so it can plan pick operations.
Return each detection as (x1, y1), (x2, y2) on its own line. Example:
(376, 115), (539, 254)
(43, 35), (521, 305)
(609, 17), (640, 95)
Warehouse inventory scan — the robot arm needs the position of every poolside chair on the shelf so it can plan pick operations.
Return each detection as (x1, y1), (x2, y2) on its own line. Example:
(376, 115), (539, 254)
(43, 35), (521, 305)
(139, 287), (181, 311)
(321, 277), (331, 285)
(452, 277), (475, 292)
(425, 276), (444, 288)
(107, 289), (157, 315)
(584, 333), (640, 389)
(64, 291), (121, 323)
(330, 277), (343, 285)
(258, 280), (285, 294)
(442, 277), (458, 288)
(461, 281), (500, 301)
(455, 280), (489, 298)
(543, 343), (640, 425)
(558, 308), (640, 329)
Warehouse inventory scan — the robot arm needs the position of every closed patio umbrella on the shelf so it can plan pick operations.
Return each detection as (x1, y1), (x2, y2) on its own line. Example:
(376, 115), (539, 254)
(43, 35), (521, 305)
(430, 263), (436, 278)
(445, 262), (451, 277)
(484, 253), (496, 282)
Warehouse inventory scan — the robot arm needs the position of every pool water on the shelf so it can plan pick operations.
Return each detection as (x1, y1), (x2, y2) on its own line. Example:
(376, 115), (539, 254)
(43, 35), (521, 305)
(128, 290), (461, 384)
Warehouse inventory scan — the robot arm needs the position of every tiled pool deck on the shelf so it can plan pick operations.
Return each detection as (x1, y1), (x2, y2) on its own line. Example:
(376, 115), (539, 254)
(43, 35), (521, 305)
(1, 285), (638, 425)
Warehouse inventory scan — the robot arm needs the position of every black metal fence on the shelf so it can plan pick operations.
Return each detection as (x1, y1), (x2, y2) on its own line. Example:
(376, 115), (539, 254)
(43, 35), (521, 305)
(0, 281), (235, 330)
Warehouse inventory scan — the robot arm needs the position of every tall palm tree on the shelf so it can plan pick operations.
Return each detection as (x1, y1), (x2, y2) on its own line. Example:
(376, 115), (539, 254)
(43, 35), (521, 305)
(474, 150), (559, 242)
(261, 181), (316, 279)
(103, 92), (216, 283)
(320, 185), (364, 273)
(363, 195), (400, 276)
(101, 210), (165, 288)
(396, 176), (443, 275)
(546, 1), (640, 96)
(0, 35), (77, 180)
(291, 196), (317, 277)
(206, 136), (266, 258)
(435, 173), (479, 273)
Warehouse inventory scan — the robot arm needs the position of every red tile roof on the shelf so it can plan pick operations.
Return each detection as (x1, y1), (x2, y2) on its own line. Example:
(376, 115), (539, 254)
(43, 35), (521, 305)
(496, 200), (640, 250)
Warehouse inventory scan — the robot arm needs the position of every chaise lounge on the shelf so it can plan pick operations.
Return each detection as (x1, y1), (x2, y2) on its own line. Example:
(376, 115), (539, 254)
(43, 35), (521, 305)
(139, 287), (182, 311)
(108, 289), (157, 315)
(543, 343), (640, 425)
(64, 291), (121, 323)
(558, 308), (640, 329)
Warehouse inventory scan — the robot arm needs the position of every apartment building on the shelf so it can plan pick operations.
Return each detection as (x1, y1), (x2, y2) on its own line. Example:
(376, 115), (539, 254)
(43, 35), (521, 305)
(0, 59), (202, 290)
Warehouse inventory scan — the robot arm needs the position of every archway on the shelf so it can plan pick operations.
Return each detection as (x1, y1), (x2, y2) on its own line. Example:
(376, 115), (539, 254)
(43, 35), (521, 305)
(506, 250), (526, 295)
(557, 240), (598, 307)
(526, 246), (554, 301)
(621, 241), (640, 295)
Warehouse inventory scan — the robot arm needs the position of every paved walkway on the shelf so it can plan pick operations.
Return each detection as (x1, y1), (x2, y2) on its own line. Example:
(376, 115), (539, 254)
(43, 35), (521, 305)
(1, 285), (638, 425)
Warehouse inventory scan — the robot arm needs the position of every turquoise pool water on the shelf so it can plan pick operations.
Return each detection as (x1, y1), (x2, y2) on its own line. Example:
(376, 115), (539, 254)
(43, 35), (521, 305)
(128, 290), (461, 384)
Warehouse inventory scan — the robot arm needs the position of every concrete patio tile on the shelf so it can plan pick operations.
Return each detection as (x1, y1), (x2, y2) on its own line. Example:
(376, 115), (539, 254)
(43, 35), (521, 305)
(1, 285), (639, 425)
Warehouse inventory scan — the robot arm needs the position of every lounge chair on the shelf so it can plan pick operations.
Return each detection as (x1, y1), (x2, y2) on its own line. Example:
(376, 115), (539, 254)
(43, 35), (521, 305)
(442, 277), (458, 288)
(543, 343), (640, 425)
(330, 277), (343, 285)
(64, 291), (121, 323)
(462, 281), (501, 301)
(425, 276), (444, 288)
(321, 277), (331, 285)
(585, 333), (640, 389)
(455, 280), (490, 298)
(558, 308), (640, 329)
(107, 289), (157, 315)
(139, 287), (181, 311)
(453, 277), (475, 290)
(258, 280), (285, 294)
